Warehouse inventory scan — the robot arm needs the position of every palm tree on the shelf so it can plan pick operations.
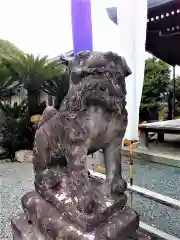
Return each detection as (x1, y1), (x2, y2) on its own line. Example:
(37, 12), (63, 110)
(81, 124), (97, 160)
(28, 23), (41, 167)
(41, 51), (72, 108)
(6, 54), (67, 115)
(42, 70), (69, 109)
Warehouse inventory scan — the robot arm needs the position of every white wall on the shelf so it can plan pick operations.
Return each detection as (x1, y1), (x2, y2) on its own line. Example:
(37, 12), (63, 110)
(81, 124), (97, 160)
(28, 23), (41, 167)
(39, 90), (49, 105)
(6, 88), (50, 107)
(9, 87), (27, 106)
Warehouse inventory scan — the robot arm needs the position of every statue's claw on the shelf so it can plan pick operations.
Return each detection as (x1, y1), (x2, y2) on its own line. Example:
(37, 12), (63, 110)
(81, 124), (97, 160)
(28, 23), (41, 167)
(111, 177), (127, 195)
(97, 177), (127, 197)
(73, 191), (96, 213)
(70, 170), (90, 189)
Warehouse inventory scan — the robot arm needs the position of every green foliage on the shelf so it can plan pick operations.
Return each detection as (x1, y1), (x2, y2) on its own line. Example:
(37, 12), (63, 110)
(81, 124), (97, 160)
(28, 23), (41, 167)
(6, 54), (66, 91)
(0, 39), (23, 100)
(0, 39), (23, 62)
(0, 39), (69, 160)
(0, 100), (27, 118)
(168, 76), (180, 117)
(141, 57), (170, 111)
(42, 65), (69, 106)
(0, 60), (20, 99)
(4, 54), (67, 114)
(0, 101), (34, 160)
(140, 57), (170, 122)
(174, 76), (180, 103)
(0, 39), (69, 112)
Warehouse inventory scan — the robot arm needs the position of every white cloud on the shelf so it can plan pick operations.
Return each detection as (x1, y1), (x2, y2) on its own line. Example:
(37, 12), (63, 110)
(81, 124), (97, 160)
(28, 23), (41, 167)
(0, 0), (73, 57)
(1, 0), (179, 77)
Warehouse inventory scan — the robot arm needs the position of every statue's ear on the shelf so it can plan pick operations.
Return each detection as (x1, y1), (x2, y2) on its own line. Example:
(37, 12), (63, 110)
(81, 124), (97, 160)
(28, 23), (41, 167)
(120, 56), (132, 77)
(69, 55), (82, 84)
(104, 52), (132, 77)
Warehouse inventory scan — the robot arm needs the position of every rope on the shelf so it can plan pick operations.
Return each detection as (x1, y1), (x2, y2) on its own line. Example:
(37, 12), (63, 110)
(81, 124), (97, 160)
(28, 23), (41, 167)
(129, 141), (134, 208)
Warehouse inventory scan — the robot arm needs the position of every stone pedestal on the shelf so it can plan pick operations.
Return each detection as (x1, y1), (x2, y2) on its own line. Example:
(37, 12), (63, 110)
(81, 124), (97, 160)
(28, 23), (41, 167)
(11, 190), (150, 240)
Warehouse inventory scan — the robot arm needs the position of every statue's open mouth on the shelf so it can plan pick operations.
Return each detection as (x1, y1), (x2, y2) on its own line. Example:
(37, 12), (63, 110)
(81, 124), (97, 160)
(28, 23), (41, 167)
(82, 75), (124, 114)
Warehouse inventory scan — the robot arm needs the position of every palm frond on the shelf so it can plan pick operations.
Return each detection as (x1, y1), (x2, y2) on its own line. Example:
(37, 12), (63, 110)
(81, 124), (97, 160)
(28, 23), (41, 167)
(5, 53), (67, 91)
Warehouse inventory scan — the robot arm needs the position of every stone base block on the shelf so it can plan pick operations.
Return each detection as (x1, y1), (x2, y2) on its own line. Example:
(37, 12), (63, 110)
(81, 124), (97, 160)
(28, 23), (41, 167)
(12, 190), (140, 240)
(22, 190), (128, 232)
(12, 213), (150, 240)
(11, 214), (44, 240)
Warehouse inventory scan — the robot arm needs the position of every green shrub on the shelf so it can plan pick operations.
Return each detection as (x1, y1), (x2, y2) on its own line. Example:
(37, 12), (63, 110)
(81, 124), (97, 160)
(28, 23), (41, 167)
(0, 101), (34, 160)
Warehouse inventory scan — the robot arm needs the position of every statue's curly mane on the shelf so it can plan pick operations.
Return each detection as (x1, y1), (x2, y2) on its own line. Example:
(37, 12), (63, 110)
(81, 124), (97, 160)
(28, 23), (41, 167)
(62, 51), (131, 116)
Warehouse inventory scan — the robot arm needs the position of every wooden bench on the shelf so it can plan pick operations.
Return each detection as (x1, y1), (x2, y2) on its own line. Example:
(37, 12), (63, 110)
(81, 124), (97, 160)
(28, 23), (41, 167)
(139, 119), (180, 147)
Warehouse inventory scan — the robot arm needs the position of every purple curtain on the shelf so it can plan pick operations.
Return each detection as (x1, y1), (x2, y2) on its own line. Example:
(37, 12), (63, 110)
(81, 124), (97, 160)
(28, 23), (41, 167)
(71, 0), (93, 54)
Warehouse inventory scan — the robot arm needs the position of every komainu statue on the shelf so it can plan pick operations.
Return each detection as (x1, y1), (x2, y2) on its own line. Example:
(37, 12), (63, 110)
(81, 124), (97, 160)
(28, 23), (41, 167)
(11, 51), (148, 240)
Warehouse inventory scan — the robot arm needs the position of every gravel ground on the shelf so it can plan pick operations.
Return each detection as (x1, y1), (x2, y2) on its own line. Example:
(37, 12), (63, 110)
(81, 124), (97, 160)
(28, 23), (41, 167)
(122, 158), (180, 238)
(1, 159), (180, 239)
(0, 162), (34, 240)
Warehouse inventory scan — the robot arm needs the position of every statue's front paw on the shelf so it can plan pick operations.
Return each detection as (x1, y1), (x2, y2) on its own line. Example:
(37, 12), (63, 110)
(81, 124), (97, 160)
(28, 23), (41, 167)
(69, 171), (97, 213)
(111, 177), (127, 194)
(74, 191), (96, 213)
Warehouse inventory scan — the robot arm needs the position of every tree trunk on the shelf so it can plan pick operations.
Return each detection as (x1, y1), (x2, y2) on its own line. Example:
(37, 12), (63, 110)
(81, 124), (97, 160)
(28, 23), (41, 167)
(149, 108), (158, 122)
(27, 89), (40, 116)
(48, 94), (53, 106)
(54, 96), (62, 110)
(139, 109), (149, 123)
(167, 93), (172, 120)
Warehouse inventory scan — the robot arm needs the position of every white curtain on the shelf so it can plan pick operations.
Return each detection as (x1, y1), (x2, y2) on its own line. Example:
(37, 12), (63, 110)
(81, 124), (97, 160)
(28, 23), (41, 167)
(91, 0), (120, 53)
(90, 0), (147, 140)
(117, 0), (148, 140)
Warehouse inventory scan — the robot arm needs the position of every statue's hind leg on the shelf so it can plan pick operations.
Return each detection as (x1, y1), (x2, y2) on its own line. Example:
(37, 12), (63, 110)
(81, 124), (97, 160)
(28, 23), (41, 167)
(102, 138), (127, 196)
